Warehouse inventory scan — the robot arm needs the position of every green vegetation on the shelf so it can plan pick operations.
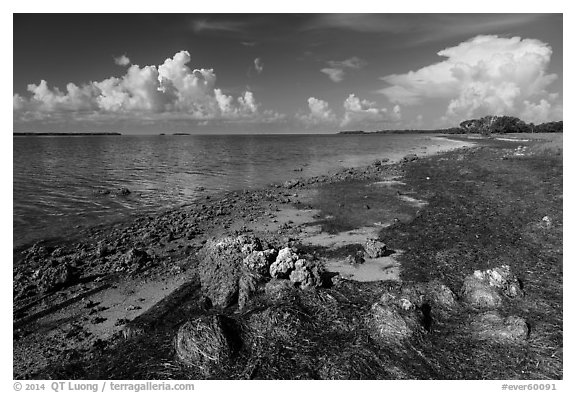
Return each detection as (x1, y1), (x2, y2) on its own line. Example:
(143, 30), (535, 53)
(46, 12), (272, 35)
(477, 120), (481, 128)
(459, 116), (562, 135)
(339, 115), (563, 136)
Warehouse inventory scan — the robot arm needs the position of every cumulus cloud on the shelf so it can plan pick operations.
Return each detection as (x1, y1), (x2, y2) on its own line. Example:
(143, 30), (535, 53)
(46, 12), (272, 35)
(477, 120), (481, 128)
(114, 54), (131, 66)
(297, 97), (337, 126)
(254, 58), (264, 74)
(298, 94), (400, 129)
(321, 56), (365, 82)
(342, 94), (399, 127)
(379, 35), (561, 123)
(14, 50), (281, 124)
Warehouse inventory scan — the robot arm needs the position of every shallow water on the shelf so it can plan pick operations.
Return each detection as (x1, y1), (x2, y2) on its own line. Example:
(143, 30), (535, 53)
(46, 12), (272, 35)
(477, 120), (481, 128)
(13, 133), (467, 247)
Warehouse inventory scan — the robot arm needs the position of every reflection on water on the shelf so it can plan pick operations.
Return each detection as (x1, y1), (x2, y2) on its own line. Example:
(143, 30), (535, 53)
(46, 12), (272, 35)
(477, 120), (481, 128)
(13, 133), (454, 247)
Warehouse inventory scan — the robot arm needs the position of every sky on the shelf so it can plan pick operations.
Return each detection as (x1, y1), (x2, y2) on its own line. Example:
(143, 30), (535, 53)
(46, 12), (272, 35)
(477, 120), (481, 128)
(12, 13), (563, 134)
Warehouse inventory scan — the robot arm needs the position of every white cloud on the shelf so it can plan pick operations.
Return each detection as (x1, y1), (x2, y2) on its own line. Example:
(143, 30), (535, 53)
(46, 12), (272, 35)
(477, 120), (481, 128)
(321, 56), (365, 83)
(114, 55), (131, 66)
(298, 94), (400, 129)
(254, 58), (264, 74)
(320, 68), (345, 83)
(379, 35), (561, 123)
(14, 50), (282, 124)
(342, 94), (399, 128)
(298, 97), (337, 126)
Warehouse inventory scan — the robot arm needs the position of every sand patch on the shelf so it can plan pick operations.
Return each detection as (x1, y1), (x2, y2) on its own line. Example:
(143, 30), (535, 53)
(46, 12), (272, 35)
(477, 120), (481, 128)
(372, 180), (407, 187)
(324, 252), (401, 282)
(255, 207), (402, 282)
(397, 195), (428, 208)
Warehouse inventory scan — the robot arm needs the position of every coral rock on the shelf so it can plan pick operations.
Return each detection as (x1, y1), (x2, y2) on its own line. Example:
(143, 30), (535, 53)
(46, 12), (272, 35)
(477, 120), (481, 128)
(365, 239), (387, 258)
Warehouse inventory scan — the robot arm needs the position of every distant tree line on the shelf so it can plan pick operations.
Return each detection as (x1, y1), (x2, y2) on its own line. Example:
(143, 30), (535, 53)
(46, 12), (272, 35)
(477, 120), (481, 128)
(456, 115), (562, 136)
(338, 115), (562, 136)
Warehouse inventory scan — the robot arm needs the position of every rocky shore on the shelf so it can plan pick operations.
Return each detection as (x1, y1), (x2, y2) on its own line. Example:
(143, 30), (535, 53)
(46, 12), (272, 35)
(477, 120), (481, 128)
(13, 134), (563, 380)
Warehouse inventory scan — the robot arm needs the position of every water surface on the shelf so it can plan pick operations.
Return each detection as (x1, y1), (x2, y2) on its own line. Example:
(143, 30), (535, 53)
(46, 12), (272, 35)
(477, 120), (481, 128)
(13, 133), (465, 247)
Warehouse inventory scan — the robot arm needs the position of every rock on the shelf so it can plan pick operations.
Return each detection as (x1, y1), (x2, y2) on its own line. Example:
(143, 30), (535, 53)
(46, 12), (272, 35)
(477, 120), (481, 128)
(460, 275), (502, 308)
(116, 187), (131, 196)
(198, 235), (262, 308)
(38, 263), (79, 293)
(540, 216), (552, 228)
(95, 241), (108, 258)
(381, 158), (390, 163)
(243, 249), (277, 276)
(372, 159), (382, 167)
(461, 265), (523, 308)
(283, 179), (300, 189)
(402, 154), (418, 162)
(469, 311), (529, 343)
(269, 247), (299, 279)
(423, 280), (457, 310)
(367, 292), (425, 344)
(365, 239), (387, 258)
(120, 248), (150, 272)
(345, 251), (365, 265)
(174, 315), (233, 375)
(238, 269), (263, 310)
(288, 259), (322, 289)
(51, 247), (65, 258)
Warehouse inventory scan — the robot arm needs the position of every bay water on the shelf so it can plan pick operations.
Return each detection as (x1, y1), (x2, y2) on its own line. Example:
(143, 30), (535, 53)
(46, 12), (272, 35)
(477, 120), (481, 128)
(13, 133), (466, 248)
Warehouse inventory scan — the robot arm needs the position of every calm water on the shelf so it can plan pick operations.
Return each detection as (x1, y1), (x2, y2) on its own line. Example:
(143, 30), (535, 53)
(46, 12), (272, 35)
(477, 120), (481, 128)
(13, 134), (461, 247)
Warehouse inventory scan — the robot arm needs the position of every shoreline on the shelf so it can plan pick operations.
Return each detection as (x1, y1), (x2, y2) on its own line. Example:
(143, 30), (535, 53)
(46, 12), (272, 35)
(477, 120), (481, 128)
(13, 134), (563, 379)
(13, 134), (471, 251)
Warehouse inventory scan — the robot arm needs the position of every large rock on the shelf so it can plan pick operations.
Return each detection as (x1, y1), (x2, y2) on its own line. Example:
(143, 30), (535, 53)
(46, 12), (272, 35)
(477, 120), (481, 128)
(269, 247), (322, 289)
(198, 235), (262, 308)
(289, 259), (322, 289)
(469, 311), (529, 343)
(238, 269), (262, 310)
(400, 280), (458, 312)
(460, 265), (523, 308)
(460, 275), (502, 308)
(420, 280), (457, 308)
(367, 291), (425, 344)
(364, 239), (387, 258)
(38, 262), (79, 293)
(116, 248), (151, 272)
(269, 247), (299, 279)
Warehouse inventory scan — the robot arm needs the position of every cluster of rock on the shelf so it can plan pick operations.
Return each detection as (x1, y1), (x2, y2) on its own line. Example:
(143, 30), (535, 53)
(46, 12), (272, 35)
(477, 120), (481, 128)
(367, 265), (529, 345)
(198, 235), (323, 309)
(367, 280), (457, 345)
(14, 239), (158, 301)
(459, 265), (528, 342)
(94, 187), (131, 196)
(343, 238), (387, 266)
(460, 265), (523, 308)
(278, 164), (404, 191)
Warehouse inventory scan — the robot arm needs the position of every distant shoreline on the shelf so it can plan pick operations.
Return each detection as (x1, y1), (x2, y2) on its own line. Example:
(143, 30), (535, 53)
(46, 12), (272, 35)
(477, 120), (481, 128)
(13, 132), (122, 136)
